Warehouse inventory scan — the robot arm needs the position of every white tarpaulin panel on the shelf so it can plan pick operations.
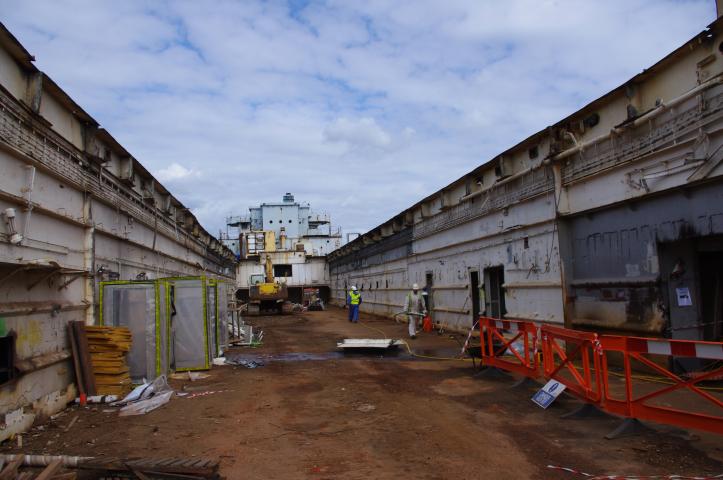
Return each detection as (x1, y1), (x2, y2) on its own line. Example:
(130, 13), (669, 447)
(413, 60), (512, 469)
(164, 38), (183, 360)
(100, 282), (166, 383)
(207, 284), (217, 360)
(157, 281), (169, 376)
(170, 278), (209, 371)
(217, 281), (230, 353)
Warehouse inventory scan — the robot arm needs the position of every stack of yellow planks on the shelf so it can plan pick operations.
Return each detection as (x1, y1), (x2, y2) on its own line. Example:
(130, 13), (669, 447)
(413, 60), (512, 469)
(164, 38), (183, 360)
(84, 325), (132, 396)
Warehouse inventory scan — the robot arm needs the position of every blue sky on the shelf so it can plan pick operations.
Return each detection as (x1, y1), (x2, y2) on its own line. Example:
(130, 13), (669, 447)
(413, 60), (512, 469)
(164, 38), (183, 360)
(0, 0), (716, 237)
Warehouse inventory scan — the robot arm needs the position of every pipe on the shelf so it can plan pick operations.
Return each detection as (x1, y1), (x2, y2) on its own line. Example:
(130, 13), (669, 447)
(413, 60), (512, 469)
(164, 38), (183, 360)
(549, 75), (723, 163)
(20, 165), (35, 244)
(502, 281), (562, 289)
(0, 454), (94, 468)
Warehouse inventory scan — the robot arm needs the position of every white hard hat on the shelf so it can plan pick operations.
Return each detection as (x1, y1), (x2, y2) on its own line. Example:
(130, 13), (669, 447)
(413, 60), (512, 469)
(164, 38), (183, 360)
(351, 285), (357, 291)
(412, 283), (419, 289)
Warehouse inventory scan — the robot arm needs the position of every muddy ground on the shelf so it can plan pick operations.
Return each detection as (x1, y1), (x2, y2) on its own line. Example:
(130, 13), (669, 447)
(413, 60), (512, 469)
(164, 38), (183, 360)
(2, 307), (722, 479)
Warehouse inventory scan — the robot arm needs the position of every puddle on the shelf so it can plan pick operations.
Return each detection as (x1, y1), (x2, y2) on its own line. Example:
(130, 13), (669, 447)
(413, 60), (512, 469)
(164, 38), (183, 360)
(226, 351), (344, 363)
(412, 347), (465, 358)
(226, 348), (414, 363)
(226, 346), (466, 364)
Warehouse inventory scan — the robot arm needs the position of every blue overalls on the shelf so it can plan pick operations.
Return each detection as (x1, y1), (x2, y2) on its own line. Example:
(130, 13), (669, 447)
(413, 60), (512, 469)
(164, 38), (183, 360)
(347, 290), (361, 322)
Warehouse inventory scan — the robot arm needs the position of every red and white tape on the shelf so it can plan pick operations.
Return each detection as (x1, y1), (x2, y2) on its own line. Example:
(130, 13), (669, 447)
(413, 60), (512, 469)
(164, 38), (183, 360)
(461, 320), (479, 356)
(627, 338), (723, 360)
(547, 465), (723, 479)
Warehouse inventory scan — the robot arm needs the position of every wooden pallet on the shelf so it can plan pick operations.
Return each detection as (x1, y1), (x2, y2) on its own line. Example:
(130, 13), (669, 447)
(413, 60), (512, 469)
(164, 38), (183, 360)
(0, 455), (220, 480)
(85, 457), (221, 479)
(0, 456), (71, 480)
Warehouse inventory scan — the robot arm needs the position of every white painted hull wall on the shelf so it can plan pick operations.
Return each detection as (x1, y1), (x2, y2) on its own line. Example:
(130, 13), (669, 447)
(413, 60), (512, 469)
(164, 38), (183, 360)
(236, 252), (329, 289)
(329, 21), (723, 337)
(0, 27), (234, 441)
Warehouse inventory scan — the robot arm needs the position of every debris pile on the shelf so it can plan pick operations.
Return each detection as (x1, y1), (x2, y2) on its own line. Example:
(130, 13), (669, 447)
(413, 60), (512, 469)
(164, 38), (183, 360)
(229, 321), (264, 347)
(115, 376), (173, 417)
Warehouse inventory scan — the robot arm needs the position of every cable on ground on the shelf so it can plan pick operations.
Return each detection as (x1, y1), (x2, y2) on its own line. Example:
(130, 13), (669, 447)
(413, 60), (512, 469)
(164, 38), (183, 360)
(357, 318), (472, 362)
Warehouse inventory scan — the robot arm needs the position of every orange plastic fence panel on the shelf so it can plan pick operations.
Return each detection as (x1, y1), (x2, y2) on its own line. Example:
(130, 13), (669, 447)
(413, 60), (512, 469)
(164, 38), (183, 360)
(599, 335), (633, 417)
(541, 324), (603, 405)
(479, 316), (540, 378)
(600, 335), (723, 435)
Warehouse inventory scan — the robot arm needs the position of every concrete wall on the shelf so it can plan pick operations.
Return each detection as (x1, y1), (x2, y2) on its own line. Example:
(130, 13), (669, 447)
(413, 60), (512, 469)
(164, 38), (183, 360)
(0, 26), (235, 441)
(328, 18), (723, 337)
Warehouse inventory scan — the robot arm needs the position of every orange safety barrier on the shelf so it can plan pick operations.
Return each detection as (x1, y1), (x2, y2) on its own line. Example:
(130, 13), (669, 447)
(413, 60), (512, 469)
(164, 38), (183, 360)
(473, 317), (723, 435)
(541, 324), (603, 405)
(479, 316), (540, 378)
(600, 335), (723, 435)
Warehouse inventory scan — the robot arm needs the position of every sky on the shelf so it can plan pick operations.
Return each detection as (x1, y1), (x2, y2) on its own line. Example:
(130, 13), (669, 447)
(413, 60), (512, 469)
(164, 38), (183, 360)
(0, 0), (717, 238)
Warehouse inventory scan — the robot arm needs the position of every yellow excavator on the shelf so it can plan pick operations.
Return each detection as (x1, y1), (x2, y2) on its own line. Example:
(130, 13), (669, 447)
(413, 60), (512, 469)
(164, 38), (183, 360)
(247, 255), (289, 315)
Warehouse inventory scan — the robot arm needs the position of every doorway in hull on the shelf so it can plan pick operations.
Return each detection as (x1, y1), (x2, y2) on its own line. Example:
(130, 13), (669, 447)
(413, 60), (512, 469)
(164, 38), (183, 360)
(659, 235), (723, 342)
(659, 235), (723, 372)
(470, 270), (480, 325)
(424, 271), (433, 317)
(484, 266), (506, 319)
(699, 249), (723, 342)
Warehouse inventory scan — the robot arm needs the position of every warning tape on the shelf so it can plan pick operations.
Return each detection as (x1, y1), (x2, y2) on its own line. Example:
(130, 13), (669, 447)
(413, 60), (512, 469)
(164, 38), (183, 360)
(546, 465), (723, 479)
(183, 390), (227, 399)
(627, 338), (723, 360)
(460, 320), (479, 356)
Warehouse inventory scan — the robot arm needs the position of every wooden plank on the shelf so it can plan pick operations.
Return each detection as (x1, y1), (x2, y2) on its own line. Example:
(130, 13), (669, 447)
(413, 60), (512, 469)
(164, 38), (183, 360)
(142, 472), (205, 480)
(34, 459), (62, 480)
(0, 454), (24, 480)
(67, 323), (85, 397)
(63, 415), (79, 433)
(143, 472), (206, 480)
(49, 473), (76, 480)
(73, 321), (96, 396)
(128, 466), (152, 480)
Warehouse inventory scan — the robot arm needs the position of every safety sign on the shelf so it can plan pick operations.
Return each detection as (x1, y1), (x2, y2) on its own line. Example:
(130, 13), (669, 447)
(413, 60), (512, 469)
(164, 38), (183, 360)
(676, 287), (693, 307)
(532, 379), (566, 409)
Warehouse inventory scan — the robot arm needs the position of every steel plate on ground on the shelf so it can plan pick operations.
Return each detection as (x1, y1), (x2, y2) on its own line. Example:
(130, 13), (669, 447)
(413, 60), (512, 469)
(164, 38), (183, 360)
(337, 339), (403, 349)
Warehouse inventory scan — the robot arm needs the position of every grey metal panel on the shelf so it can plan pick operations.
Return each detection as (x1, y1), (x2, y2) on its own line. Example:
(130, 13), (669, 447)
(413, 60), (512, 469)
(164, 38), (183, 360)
(566, 180), (723, 281)
(565, 179), (723, 333)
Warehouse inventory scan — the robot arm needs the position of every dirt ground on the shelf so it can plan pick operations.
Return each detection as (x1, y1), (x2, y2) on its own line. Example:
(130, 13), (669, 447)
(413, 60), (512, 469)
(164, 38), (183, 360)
(2, 306), (722, 479)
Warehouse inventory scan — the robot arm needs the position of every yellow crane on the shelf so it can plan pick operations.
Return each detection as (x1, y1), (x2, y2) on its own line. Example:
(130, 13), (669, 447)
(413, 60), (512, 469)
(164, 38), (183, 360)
(247, 254), (289, 315)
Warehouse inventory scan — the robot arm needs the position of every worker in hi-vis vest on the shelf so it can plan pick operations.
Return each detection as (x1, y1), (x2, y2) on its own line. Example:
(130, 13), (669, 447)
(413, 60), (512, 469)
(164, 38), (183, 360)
(403, 283), (427, 339)
(347, 286), (362, 323)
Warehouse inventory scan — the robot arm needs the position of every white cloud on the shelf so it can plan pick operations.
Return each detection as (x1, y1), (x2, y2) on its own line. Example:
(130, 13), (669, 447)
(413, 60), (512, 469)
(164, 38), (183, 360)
(324, 117), (392, 148)
(155, 163), (199, 182)
(0, 0), (715, 236)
